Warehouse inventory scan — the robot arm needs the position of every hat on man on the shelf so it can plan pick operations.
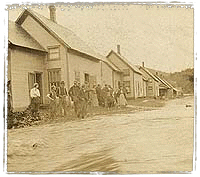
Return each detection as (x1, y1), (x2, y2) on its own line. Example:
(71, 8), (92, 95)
(60, 81), (65, 84)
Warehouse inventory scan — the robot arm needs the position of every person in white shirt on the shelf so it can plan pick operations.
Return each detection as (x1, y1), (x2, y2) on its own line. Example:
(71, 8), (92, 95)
(30, 83), (40, 117)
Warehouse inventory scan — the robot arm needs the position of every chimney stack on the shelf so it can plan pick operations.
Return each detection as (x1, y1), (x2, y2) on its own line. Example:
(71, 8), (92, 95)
(117, 45), (121, 55)
(49, 5), (57, 23)
(142, 62), (144, 67)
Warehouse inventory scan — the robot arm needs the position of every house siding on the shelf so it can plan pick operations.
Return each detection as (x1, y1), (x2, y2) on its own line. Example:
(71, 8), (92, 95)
(21, 14), (70, 94)
(107, 52), (133, 98)
(134, 72), (143, 98)
(21, 15), (61, 50)
(143, 80), (147, 97)
(107, 52), (128, 70)
(68, 52), (101, 88)
(139, 68), (159, 98)
(107, 52), (144, 98)
(10, 47), (46, 111)
(101, 62), (113, 87)
(113, 72), (122, 90)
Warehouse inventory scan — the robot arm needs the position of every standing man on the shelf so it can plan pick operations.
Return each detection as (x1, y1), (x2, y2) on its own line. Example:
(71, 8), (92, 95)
(57, 81), (68, 116)
(96, 84), (102, 106)
(68, 81), (81, 118)
(102, 84), (110, 108)
(30, 83), (40, 117)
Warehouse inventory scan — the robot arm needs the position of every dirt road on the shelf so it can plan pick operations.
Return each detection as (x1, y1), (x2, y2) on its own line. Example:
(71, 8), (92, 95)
(7, 96), (194, 173)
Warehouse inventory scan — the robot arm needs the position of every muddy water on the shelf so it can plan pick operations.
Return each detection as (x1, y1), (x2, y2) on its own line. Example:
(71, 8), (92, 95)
(7, 96), (194, 173)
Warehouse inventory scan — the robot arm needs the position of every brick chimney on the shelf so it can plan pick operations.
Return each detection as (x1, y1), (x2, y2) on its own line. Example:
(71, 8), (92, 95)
(117, 44), (121, 55)
(49, 5), (57, 23)
(142, 62), (144, 67)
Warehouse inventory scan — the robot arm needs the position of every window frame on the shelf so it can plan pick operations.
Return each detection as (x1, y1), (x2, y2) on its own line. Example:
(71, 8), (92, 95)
(47, 45), (60, 61)
(48, 68), (61, 91)
(123, 69), (130, 76)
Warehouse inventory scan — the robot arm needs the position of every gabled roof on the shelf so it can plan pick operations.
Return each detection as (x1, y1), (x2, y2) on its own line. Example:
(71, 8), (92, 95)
(107, 50), (142, 75)
(138, 66), (159, 82)
(154, 74), (171, 89)
(9, 20), (46, 52)
(103, 59), (122, 72)
(99, 54), (121, 72)
(161, 77), (177, 91)
(16, 9), (102, 61)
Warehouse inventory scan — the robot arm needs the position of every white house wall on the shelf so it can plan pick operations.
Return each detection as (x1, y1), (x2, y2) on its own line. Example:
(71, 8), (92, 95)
(21, 15), (70, 94)
(21, 15), (61, 50)
(10, 47), (45, 111)
(107, 52), (135, 98)
(134, 73), (143, 98)
(101, 62), (113, 87)
(68, 52), (101, 88)
(113, 72), (122, 90)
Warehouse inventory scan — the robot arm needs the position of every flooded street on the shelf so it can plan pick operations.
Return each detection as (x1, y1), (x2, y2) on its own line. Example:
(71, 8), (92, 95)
(7, 96), (194, 173)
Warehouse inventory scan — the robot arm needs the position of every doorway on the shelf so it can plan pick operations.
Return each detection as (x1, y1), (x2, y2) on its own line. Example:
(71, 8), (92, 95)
(84, 73), (89, 83)
(28, 72), (43, 104)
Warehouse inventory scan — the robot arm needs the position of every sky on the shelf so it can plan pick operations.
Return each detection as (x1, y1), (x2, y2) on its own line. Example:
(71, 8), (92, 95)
(8, 2), (194, 73)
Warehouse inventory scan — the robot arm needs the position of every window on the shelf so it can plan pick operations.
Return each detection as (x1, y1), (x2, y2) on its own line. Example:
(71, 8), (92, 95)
(75, 71), (80, 82)
(48, 46), (60, 60)
(148, 86), (153, 90)
(123, 69), (130, 76)
(123, 81), (131, 93)
(48, 69), (61, 90)
(84, 73), (89, 83)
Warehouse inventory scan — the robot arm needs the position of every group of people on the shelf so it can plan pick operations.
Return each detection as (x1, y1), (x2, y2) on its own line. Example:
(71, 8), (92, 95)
(96, 84), (128, 108)
(29, 80), (128, 119)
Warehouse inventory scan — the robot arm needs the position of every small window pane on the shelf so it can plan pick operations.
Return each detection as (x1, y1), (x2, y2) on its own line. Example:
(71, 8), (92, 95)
(123, 69), (130, 76)
(48, 69), (61, 91)
(49, 48), (59, 53)
(48, 47), (60, 60)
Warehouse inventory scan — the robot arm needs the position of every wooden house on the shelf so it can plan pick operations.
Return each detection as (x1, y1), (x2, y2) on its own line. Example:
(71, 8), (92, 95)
(106, 46), (144, 99)
(138, 63), (159, 98)
(8, 7), (115, 111)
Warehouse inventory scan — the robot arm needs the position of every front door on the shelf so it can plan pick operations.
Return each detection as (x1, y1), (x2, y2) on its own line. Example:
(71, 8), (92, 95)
(28, 72), (43, 104)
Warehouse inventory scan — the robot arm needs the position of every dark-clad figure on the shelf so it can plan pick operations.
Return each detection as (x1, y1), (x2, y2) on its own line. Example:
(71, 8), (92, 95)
(30, 83), (40, 117)
(57, 81), (68, 116)
(96, 84), (103, 106)
(122, 84), (128, 99)
(102, 84), (110, 107)
(47, 85), (57, 118)
(68, 81), (81, 117)
(79, 84), (89, 119)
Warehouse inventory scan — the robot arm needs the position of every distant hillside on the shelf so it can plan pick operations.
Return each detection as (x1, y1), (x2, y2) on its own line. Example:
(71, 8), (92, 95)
(165, 68), (194, 94)
(146, 67), (194, 94)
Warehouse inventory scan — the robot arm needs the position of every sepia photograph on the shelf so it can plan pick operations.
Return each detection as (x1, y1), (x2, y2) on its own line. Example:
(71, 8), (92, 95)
(4, 1), (195, 174)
